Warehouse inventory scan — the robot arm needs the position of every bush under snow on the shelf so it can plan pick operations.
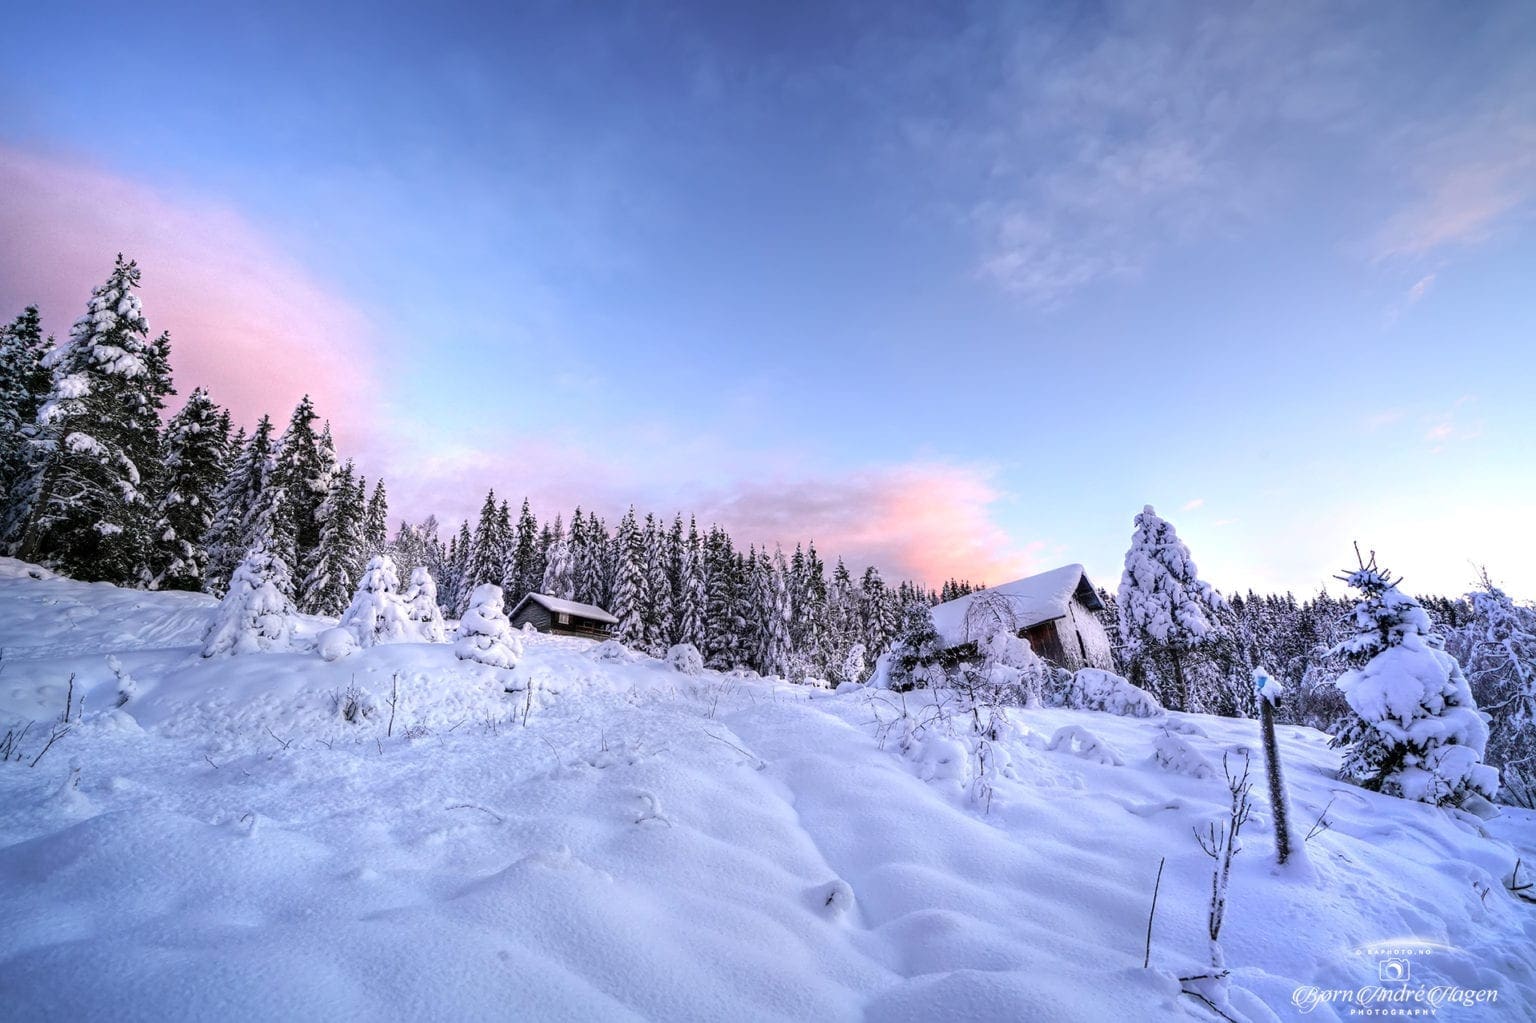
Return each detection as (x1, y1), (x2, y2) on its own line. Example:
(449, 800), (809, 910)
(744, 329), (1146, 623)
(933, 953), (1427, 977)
(337, 555), (410, 649)
(453, 583), (522, 669)
(1050, 668), (1163, 718)
(666, 643), (704, 675)
(201, 543), (297, 657)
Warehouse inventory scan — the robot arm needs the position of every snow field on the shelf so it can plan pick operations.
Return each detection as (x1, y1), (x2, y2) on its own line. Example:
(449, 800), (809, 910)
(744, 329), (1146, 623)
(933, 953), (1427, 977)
(1, 559), (1533, 1021)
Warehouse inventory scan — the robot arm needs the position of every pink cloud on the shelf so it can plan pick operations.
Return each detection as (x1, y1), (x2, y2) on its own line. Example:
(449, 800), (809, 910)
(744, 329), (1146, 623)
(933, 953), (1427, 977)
(0, 145), (378, 448)
(1374, 105), (1536, 261)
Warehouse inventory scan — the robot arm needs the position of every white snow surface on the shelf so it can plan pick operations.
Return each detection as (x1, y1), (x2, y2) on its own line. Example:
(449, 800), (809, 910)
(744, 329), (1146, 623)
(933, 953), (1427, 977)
(1, 557), (1534, 1021)
(928, 563), (1095, 646)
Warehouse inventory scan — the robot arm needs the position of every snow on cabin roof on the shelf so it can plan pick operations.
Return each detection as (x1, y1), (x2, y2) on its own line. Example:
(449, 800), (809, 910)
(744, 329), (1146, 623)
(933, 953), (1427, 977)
(512, 592), (620, 625)
(929, 564), (1103, 647)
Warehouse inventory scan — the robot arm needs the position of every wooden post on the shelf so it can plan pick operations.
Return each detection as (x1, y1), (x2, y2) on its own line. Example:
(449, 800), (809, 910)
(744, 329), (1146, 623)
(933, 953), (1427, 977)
(1255, 667), (1291, 865)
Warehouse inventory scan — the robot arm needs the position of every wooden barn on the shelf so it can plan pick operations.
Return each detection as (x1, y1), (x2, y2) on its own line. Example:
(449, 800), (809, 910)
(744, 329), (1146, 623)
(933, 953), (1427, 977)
(507, 593), (619, 640)
(927, 563), (1113, 672)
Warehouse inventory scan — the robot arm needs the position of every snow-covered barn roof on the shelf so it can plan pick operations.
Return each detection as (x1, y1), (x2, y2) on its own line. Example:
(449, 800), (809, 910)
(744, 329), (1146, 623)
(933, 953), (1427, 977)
(928, 564), (1104, 647)
(510, 592), (620, 625)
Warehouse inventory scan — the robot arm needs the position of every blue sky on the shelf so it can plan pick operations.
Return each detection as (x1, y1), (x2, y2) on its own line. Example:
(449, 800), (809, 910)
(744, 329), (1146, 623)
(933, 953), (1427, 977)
(2, 1), (1533, 595)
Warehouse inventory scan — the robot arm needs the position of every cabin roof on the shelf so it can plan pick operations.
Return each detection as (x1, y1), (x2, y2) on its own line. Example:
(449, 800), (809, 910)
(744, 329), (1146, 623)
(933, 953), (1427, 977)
(928, 564), (1103, 647)
(509, 592), (620, 626)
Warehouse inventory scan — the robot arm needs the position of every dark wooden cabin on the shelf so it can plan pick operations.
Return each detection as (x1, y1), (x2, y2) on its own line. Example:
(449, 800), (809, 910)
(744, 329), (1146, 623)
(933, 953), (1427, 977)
(508, 592), (619, 640)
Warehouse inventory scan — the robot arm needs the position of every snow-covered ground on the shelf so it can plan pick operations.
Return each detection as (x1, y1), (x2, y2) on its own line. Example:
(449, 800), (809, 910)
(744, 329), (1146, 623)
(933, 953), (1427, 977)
(1, 558), (1532, 1021)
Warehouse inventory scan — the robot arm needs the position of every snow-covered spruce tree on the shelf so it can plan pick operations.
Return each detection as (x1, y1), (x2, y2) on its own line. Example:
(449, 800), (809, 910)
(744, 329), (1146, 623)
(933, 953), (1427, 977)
(300, 459), (365, 616)
(757, 548), (793, 677)
(861, 566), (897, 658)
(701, 526), (741, 669)
(642, 513), (673, 656)
(541, 532), (576, 600)
(403, 566), (447, 642)
(609, 508), (647, 648)
(459, 491), (507, 616)
(840, 642), (867, 686)
(1329, 550), (1498, 809)
(149, 388), (230, 591)
(507, 498), (541, 601)
(363, 478), (388, 560)
(1116, 505), (1230, 712)
(887, 602), (947, 692)
(269, 396), (331, 582)
(203, 415), (277, 595)
(454, 583), (522, 669)
(674, 527), (706, 651)
(0, 305), (53, 532)
(1463, 570), (1536, 803)
(338, 554), (410, 648)
(16, 256), (173, 584)
(202, 541), (298, 657)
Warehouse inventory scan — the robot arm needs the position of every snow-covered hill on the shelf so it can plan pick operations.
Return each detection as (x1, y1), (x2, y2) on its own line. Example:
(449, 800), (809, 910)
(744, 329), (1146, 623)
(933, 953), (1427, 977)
(1, 558), (1532, 1022)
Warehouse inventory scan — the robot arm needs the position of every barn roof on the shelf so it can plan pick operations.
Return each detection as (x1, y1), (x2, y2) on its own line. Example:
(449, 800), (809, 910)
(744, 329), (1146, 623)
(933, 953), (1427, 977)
(509, 592), (620, 625)
(928, 564), (1103, 647)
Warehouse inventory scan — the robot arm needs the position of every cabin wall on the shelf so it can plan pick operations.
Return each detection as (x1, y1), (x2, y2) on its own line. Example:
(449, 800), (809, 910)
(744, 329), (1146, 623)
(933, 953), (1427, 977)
(1056, 599), (1113, 671)
(509, 602), (554, 632)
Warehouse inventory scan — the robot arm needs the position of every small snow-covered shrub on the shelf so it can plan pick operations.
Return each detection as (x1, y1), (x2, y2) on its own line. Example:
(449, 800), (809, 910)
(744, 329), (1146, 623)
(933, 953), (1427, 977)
(339, 555), (410, 648)
(1046, 725), (1123, 765)
(725, 665), (759, 680)
(1329, 554), (1498, 808)
(590, 639), (634, 664)
(106, 654), (136, 707)
(1051, 668), (1163, 718)
(202, 543), (296, 657)
(888, 604), (948, 693)
(402, 566), (446, 643)
(1152, 726), (1214, 779)
(315, 626), (358, 662)
(454, 584), (522, 669)
(666, 643), (704, 675)
(330, 684), (375, 723)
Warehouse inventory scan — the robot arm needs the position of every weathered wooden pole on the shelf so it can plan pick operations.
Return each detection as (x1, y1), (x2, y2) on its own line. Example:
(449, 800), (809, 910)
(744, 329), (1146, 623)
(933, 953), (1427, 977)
(1254, 666), (1292, 865)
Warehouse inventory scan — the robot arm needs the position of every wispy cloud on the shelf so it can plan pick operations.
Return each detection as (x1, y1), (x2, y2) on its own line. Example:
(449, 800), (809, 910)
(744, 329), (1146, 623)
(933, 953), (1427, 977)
(1406, 273), (1436, 304)
(1374, 97), (1536, 261)
(1424, 396), (1483, 454)
(1182, 498), (1206, 512)
(893, 4), (1375, 303)
(0, 145), (380, 448)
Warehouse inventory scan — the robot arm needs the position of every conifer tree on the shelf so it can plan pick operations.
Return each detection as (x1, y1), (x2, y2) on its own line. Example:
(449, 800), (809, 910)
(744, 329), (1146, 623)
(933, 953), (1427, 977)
(641, 513), (672, 655)
(204, 415), (278, 596)
(1330, 550), (1498, 808)
(404, 566), (447, 642)
(460, 491), (506, 616)
(339, 554), (410, 648)
(149, 388), (230, 591)
(674, 519), (706, 650)
(541, 528), (576, 600)
(507, 498), (540, 599)
(17, 256), (168, 583)
(1116, 505), (1230, 711)
(0, 305), (53, 531)
(860, 566), (896, 658)
(202, 540), (297, 657)
(364, 477), (389, 557)
(300, 459), (365, 617)
(270, 395), (331, 582)
(1463, 570), (1536, 798)
(610, 507), (647, 648)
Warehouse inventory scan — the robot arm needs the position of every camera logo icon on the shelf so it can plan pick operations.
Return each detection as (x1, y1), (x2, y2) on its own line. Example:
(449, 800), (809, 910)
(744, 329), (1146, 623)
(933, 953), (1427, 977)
(1378, 957), (1411, 984)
